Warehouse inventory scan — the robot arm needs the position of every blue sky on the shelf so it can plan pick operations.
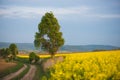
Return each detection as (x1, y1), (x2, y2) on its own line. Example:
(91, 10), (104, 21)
(0, 0), (120, 47)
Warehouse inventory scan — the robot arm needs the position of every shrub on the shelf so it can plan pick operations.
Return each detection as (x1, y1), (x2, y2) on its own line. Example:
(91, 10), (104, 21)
(29, 52), (40, 63)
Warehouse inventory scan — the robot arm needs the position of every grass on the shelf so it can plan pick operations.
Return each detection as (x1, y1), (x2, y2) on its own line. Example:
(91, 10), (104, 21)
(0, 62), (23, 78)
(24, 57), (51, 80)
(39, 57), (53, 80)
(11, 64), (30, 80)
(10, 57), (30, 80)
(15, 57), (29, 64)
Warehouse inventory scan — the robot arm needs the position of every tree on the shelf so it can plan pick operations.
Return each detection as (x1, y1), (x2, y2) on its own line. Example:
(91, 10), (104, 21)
(0, 48), (6, 57)
(5, 48), (11, 58)
(0, 48), (11, 58)
(9, 43), (18, 60)
(34, 12), (64, 57)
(29, 52), (39, 63)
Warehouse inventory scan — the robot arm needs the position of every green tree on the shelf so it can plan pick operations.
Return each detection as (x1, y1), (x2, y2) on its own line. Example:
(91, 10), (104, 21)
(5, 48), (11, 58)
(0, 48), (6, 57)
(34, 12), (64, 57)
(29, 52), (36, 63)
(29, 52), (39, 63)
(9, 43), (18, 60)
(0, 48), (11, 58)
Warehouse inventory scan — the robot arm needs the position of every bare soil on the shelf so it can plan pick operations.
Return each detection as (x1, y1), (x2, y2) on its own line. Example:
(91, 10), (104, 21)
(0, 58), (16, 73)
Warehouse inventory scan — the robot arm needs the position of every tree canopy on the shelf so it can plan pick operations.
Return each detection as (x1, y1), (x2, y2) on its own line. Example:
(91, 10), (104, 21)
(0, 43), (18, 61)
(29, 52), (40, 63)
(34, 12), (64, 57)
(9, 43), (18, 59)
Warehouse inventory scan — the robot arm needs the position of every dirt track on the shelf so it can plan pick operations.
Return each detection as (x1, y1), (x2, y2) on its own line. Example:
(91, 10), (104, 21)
(21, 65), (36, 80)
(2, 64), (27, 80)
(42, 56), (64, 71)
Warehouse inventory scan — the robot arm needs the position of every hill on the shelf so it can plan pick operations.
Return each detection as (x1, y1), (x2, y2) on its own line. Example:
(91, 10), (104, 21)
(0, 42), (119, 52)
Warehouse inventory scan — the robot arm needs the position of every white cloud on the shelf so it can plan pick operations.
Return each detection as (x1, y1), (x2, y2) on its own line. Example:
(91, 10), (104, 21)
(98, 14), (120, 18)
(0, 5), (89, 18)
(84, 14), (120, 19)
(0, 5), (120, 19)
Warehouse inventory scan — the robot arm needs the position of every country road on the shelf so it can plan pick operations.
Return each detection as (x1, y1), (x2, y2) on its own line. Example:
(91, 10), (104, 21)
(21, 65), (36, 80)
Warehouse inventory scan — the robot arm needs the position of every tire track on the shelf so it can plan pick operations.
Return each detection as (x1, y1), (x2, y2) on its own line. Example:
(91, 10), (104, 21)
(21, 65), (36, 80)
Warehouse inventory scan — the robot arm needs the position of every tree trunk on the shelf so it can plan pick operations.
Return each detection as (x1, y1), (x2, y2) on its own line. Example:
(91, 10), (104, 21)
(51, 52), (55, 59)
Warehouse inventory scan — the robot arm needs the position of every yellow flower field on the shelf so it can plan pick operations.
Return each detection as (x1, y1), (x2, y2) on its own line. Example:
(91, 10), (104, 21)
(48, 50), (120, 80)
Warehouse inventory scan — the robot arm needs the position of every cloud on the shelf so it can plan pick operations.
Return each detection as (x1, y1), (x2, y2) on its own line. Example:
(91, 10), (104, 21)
(98, 14), (120, 18)
(0, 5), (89, 18)
(0, 5), (120, 19)
(84, 14), (120, 19)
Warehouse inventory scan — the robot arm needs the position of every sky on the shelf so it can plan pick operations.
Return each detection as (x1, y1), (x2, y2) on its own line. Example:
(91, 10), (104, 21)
(0, 0), (120, 47)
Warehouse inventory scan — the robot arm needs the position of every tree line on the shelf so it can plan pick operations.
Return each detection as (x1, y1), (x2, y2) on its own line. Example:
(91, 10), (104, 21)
(0, 43), (18, 62)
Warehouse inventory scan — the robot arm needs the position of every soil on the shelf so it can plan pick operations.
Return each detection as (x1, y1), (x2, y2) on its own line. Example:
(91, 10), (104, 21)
(0, 58), (16, 73)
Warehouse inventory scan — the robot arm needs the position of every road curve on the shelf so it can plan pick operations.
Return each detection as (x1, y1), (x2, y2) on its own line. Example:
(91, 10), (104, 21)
(21, 65), (36, 80)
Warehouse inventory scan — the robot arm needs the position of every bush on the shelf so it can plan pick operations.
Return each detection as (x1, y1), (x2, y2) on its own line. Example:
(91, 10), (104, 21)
(29, 52), (40, 63)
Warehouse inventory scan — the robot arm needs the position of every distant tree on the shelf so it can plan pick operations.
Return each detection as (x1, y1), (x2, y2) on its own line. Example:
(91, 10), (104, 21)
(29, 52), (39, 63)
(5, 48), (11, 58)
(0, 48), (13, 62)
(0, 48), (6, 57)
(34, 12), (64, 58)
(0, 48), (11, 58)
(9, 43), (18, 60)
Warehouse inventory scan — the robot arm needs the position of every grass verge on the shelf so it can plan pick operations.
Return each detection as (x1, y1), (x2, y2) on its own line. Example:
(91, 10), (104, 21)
(38, 57), (51, 80)
(32, 65), (41, 80)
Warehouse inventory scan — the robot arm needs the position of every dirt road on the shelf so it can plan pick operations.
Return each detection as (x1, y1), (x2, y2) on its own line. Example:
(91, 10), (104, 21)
(2, 64), (27, 80)
(42, 56), (64, 71)
(21, 65), (36, 80)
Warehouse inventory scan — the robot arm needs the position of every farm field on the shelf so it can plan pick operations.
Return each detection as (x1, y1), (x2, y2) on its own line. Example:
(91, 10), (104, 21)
(0, 50), (120, 80)
(0, 58), (16, 73)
